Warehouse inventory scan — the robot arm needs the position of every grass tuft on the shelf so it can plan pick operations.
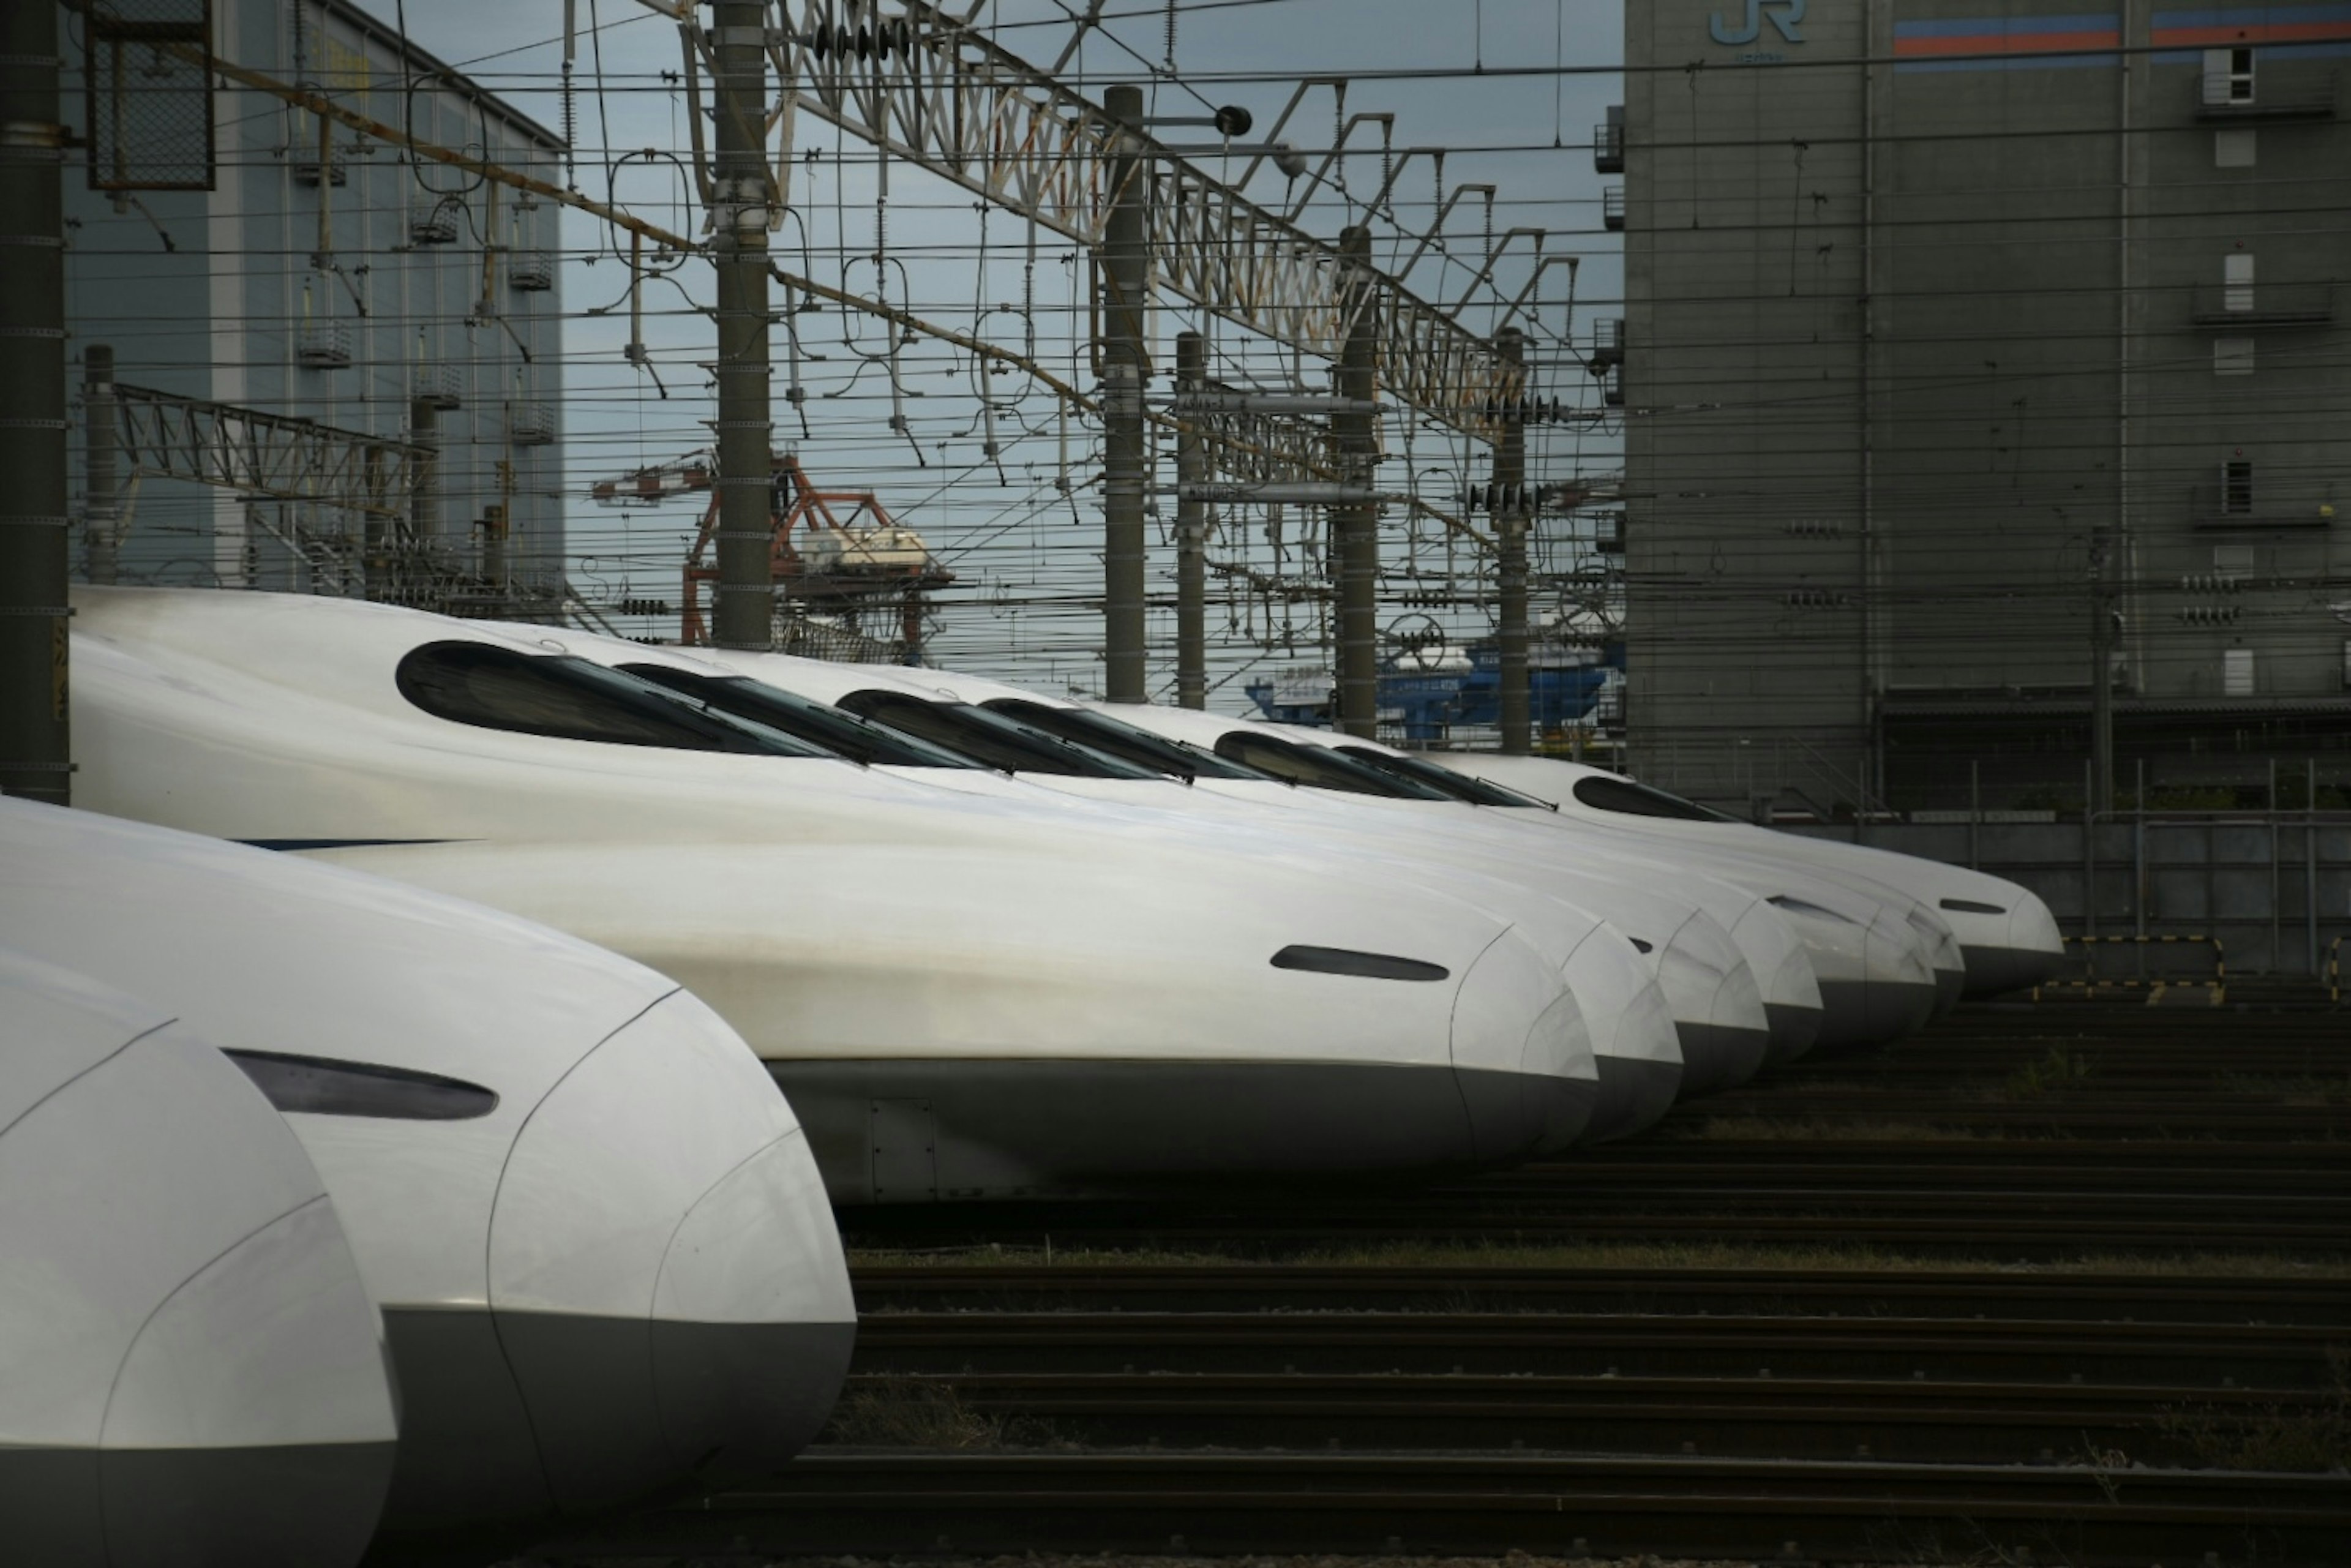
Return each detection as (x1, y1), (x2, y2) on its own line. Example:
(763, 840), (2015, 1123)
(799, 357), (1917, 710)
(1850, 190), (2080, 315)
(2000, 1045), (2096, 1100)
(2158, 1345), (2351, 1472)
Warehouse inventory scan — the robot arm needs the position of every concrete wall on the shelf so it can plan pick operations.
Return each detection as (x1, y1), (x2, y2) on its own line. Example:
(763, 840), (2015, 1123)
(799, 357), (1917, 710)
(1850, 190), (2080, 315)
(1621, 1), (2351, 812)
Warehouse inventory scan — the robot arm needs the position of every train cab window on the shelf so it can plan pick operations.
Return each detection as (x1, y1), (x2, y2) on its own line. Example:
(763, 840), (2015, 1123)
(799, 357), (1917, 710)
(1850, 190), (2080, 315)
(622, 665), (978, 768)
(981, 700), (1269, 781)
(396, 642), (831, 756)
(1570, 774), (1739, 822)
(1210, 733), (1453, 799)
(1334, 746), (1556, 808)
(835, 691), (1160, 778)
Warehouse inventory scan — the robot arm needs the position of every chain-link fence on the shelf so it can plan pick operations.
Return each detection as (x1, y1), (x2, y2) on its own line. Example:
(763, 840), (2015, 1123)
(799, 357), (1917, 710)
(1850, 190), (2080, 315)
(84, 1), (214, 192)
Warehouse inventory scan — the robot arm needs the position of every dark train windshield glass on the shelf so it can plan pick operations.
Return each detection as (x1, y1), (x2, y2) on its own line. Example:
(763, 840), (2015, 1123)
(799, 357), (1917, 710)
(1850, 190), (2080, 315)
(622, 665), (977, 768)
(396, 642), (831, 757)
(836, 691), (1160, 778)
(981, 700), (1269, 781)
(1335, 747), (1556, 808)
(1210, 732), (1453, 799)
(1572, 774), (1739, 822)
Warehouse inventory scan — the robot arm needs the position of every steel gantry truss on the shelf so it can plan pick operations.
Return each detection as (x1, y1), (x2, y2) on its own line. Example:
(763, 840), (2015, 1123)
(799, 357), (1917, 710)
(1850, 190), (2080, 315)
(114, 384), (426, 519)
(768, 0), (1519, 438)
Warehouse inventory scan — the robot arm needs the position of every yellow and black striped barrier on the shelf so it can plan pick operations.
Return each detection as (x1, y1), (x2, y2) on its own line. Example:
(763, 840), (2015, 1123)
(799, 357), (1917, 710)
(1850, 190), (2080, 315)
(2328, 934), (2346, 1005)
(2034, 934), (2225, 1006)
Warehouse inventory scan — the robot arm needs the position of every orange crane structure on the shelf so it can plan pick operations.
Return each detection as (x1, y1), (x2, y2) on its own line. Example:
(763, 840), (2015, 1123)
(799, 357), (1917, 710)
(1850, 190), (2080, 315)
(591, 452), (953, 662)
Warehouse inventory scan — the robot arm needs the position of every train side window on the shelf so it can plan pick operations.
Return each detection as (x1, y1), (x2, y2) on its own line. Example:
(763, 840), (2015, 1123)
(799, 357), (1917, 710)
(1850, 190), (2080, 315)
(396, 641), (819, 755)
(1569, 774), (1738, 821)
(1212, 733), (1447, 798)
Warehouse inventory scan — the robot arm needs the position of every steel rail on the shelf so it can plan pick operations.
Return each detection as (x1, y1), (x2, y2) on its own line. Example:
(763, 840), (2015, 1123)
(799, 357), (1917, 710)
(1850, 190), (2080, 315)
(838, 1366), (2333, 1465)
(847, 1265), (2351, 1324)
(555, 1452), (2351, 1564)
(852, 1308), (2344, 1387)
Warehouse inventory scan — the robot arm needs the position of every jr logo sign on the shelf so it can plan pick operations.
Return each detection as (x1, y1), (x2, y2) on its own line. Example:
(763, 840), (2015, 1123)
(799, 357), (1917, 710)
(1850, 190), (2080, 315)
(1709, 0), (1807, 45)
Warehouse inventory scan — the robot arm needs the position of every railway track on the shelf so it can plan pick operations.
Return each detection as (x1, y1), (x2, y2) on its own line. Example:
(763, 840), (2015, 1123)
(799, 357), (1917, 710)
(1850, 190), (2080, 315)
(561, 1452), (2351, 1566)
(548, 1005), (2348, 1564)
(852, 1305), (2346, 1386)
(853, 1263), (2351, 1322)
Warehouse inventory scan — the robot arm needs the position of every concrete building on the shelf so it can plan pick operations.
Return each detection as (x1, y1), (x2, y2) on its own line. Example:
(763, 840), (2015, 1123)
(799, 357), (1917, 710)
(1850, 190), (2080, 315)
(63, 0), (565, 610)
(1618, 1), (2351, 816)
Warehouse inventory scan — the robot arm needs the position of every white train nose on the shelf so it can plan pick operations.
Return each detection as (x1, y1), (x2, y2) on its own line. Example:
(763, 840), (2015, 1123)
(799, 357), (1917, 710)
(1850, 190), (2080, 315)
(1812, 918), (1941, 1055)
(1728, 901), (1824, 1064)
(1448, 928), (1602, 1160)
(1, 952), (397, 1568)
(1902, 901), (1968, 1016)
(1955, 892), (2067, 996)
(1561, 931), (1684, 1143)
(487, 991), (857, 1510)
(1654, 913), (1772, 1097)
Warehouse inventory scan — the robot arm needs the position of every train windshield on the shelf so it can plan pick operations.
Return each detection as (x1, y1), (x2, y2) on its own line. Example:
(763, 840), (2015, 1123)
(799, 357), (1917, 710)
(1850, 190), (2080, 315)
(836, 691), (1161, 779)
(622, 665), (980, 769)
(1572, 774), (1740, 822)
(1210, 732), (1454, 799)
(1334, 747), (1557, 809)
(396, 642), (836, 757)
(980, 700), (1270, 781)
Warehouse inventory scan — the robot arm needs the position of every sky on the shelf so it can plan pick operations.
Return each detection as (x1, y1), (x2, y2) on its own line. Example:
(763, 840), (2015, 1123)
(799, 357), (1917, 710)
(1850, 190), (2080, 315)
(348, 0), (1627, 701)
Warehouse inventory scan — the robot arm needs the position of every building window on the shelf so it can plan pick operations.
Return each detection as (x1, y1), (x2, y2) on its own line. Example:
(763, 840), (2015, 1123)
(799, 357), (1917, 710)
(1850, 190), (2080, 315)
(2222, 647), (2256, 697)
(2223, 459), (2254, 514)
(2213, 544), (2255, 580)
(2203, 47), (2255, 105)
(2223, 253), (2255, 312)
(2215, 337), (2255, 376)
(2214, 128), (2256, 167)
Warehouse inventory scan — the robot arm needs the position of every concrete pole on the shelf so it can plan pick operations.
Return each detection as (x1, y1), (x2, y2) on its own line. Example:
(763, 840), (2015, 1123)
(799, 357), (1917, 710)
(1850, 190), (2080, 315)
(1100, 84), (1149, 703)
(1332, 225), (1380, 738)
(0, 3), (69, 805)
(84, 347), (119, 587)
(1174, 329), (1207, 708)
(711, 0), (775, 649)
(1493, 328), (1530, 754)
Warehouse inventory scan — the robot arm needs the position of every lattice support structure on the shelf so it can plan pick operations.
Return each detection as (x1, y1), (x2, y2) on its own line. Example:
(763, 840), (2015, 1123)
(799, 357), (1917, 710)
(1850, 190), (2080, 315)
(771, 0), (1518, 438)
(114, 384), (427, 519)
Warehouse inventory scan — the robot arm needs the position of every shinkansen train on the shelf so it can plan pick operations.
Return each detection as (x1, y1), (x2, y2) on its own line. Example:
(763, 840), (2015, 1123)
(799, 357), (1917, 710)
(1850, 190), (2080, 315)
(984, 696), (1954, 1055)
(1116, 710), (1971, 1049)
(0, 944), (397, 1568)
(0, 798), (856, 1555)
(673, 651), (1856, 1071)
(642, 647), (1785, 1100)
(1422, 756), (2066, 999)
(68, 587), (1618, 1184)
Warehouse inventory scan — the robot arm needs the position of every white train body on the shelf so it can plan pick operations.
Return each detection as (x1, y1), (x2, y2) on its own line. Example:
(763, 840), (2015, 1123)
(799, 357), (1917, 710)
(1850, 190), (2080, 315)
(673, 650), (1772, 1111)
(1271, 729), (1965, 1051)
(1426, 756), (2066, 999)
(0, 942), (396, 1568)
(0, 799), (854, 1550)
(1055, 703), (1959, 1056)
(68, 587), (1608, 1190)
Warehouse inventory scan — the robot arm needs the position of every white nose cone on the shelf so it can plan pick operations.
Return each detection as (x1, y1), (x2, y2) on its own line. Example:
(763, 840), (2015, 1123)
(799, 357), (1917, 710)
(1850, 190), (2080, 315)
(1654, 912), (1772, 1097)
(487, 990), (855, 1505)
(1447, 927), (1602, 1159)
(1559, 929), (1684, 1143)
(0, 799), (856, 1551)
(0, 950), (397, 1568)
